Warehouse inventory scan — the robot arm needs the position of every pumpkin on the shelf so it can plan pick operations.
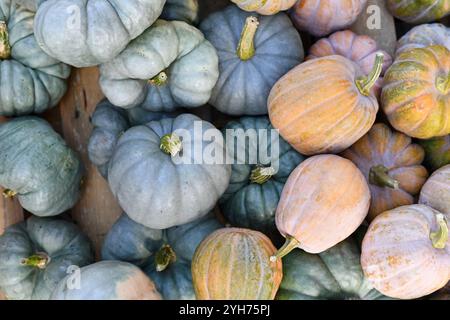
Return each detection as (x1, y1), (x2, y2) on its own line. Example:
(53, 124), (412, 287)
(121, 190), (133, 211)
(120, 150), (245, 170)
(231, 0), (296, 15)
(397, 23), (450, 56)
(127, 107), (178, 127)
(102, 213), (222, 300)
(200, 5), (303, 115)
(0, 117), (83, 216)
(192, 228), (282, 300)
(419, 135), (450, 171)
(381, 45), (450, 139)
(341, 123), (429, 222)
(0, 0), (70, 116)
(0, 216), (93, 300)
(14, 0), (44, 11)
(99, 20), (219, 111)
(161, 0), (199, 24)
(307, 30), (392, 97)
(219, 116), (304, 236)
(386, 0), (450, 24)
(51, 261), (162, 300)
(272, 155), (370, 260)
(34, 0), (165, 67)
(268, 53), (383, 155)
(290, 0), (367, 37)
(107, 114), (231, 229)
(361, 204), (450, 299)
(420, 165), (450, 215)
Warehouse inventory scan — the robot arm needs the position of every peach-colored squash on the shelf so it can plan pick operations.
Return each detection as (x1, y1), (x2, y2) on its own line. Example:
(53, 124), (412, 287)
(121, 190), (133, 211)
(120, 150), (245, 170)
(420, 165), (450, 215)
(232, 0), (296, 15)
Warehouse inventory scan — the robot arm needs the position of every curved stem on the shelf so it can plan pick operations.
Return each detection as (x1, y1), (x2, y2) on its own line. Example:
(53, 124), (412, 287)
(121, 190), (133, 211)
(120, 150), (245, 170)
(436, 73), (450, 94)
(431, 214), (448, 249)
(155, 244), (177, 272)
(270, 236), (299, 262)
(250, 166), (276, 184)
(2, 189), (17, 198)
(21, 253), (50, 269)
(160, 133), (182, 157)
(0, 21), (10, 60)
(236, 16), (259, 61)
(149, 71), (168, 86)
(369, 165), (399, 189)
(355, 52), (384, 96)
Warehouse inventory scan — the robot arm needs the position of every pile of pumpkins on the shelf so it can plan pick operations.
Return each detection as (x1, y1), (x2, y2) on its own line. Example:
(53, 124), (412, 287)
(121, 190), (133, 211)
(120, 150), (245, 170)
(0, 0), (449, 300)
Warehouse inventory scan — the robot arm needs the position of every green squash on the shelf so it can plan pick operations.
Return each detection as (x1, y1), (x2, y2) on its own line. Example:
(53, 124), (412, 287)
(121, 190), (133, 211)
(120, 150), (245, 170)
(161, 0), (199, 25)
(0, 216), (93, 300)
(0, 117), (83, 216)
(99, 20), (219, 112)
(387, 0), (450, 24)
(102, 213), (222, 300)
(0, 0), (70, 116)
(397, 23), (450, 56)
(419, 135), (450, 172)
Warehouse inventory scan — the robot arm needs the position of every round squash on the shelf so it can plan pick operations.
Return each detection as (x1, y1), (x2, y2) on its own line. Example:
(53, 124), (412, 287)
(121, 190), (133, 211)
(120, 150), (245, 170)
(99, 20), (219, 111)
(290, 0), (367, 37)
(231, 0), (296, 15)
(14, 0), (44, 11)
(200, 5), (303, 115)
(341, 123), (429, 222)
(272, 155), (370, 259)
(269, 53), (383, 155)
(0, 117), (83, 216)
(361, 204), (450, 299)
(381, 45), (450, 139)
(102, 213), (222, 300)
(107, 114), (231, 229)
(420, 165), (450, 215)
(397, 23), (450, 56)
(51, 261), (162, 300)
(0, 0), (70, 116)
(126, 107), (178, 127)
(0, 216), (93, 300)
(219, 116), (304, 236)
(161, 0), (199, 24)
(419, 135), (450, 171)
(192, 228), (282, 300)
(386, 0), (450, 24)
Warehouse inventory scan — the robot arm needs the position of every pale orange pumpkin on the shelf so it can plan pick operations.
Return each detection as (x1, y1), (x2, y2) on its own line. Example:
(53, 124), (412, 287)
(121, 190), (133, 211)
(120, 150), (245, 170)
(420, 164), (450, 215)
(232, 0), (297, 15)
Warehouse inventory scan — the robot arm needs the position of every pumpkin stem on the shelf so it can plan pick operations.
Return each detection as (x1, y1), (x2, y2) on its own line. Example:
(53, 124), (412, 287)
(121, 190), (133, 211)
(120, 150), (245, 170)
(21, 252), (50, 269)
(160, 133), (182, 157)
(369, 165), (399, 189)
(149, 71), (168, 86)
(155, 244), (177, 272)
(436, 73), (450, 94)
(2, 189), (17, 198)
(237, 16), (259, 61)
(270, 236), (299, 262)
(355, 52), (384, 96)
(0, 21), (10, 60)
(431, 214), (448, 249)
(250, 166), (276, 184)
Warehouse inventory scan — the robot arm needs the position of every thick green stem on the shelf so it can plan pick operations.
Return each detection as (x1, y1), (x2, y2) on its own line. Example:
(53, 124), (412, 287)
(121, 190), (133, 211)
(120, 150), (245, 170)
(149, 71), (168, 86)
(0, 21), (10, 60)
(21, 253), (50, 269)
(431, 214), (448, 249)
(369, 165), (399, 189)
(236, 16), (259, 61)
(2, 189), (17, 198)
(270, 236), (299, 262)
(155, 244), (177, 272)
(160, 133), (182, 157)
(355, 52), (384, 96)
(250, 166), (276, 184)
(436, 73), (450, 94)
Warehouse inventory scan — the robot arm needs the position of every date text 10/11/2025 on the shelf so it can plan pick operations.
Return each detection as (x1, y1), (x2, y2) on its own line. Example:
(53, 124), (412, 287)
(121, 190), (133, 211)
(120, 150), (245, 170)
(179, 304), (271, 317)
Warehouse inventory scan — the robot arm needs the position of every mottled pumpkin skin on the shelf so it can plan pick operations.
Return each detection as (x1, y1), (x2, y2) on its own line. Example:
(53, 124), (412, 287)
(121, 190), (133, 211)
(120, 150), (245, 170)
(0, 0), (70, 116)
(192, 228), (282, 300)
(341, 123), (429, 222)
(51, 261), (162, 300)
(290, 0), (367, 37)
(200, 5), (303, 115)
(387, 0), (450, 24)
(269, 55), (378, 155)
(0, 217), (93, 300)
(14, 0), (45, 11)
(102, 213), (222, 300)
(0, 117), (83, 216)
(381, 45), (450, 139)
(161, 0), (199, 24)
(361, 205), (450, 299)
(232, 0), (296, 14)
(397, 23), (450, 56)
(419, 135), (450, 171)
(420, 165), (450, 215)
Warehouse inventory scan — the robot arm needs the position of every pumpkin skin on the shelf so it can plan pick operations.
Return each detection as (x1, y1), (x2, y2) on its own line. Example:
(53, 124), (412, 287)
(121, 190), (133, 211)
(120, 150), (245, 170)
(420, 165), (450, 215)
(397, 23), (450, 56)
(200, 5), (303, 115)
(14, 0), (45, 11)
(161, 0), (199, 24)
(108, 114), (231, 229)
(341, 123), (429, 222)
(0, 216), (93, 300)
(219, 116), (304, 236)
(102, 213), (222, 300)
(0, 0), (70, 116)
(192, 228), (282, 300)
(99, 20), (219, 111)
(290, 0), (367, 37)
(361, 205), (450, 299)
(419, 135), (450, 171)
(386, 0), (450, 24)
(232, 0), (296, 15)
(0, 117), (83, 216)
(381, 45), (450, 139)
(51, 261), (162, 300)
(34, 0), (165, 67)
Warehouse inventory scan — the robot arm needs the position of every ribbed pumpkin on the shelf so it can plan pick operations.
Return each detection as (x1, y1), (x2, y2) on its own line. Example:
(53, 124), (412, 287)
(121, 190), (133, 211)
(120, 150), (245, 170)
(397, 23), (450, 56)
(232, 0), (296, 14)
(361, 205), (450, 299)
(269, 54), (383, 155)
(161, 0), (199, 24)
(290, 0), (367, 37)
(420, 165), (450, 215)
(381, 45), (450, 139)
(419, 135), (450, 171)
(386, 0), (450, 24)
(341, 123), (429, 222)
(192, 228), (282, 300)
(272, 155), (370, 260)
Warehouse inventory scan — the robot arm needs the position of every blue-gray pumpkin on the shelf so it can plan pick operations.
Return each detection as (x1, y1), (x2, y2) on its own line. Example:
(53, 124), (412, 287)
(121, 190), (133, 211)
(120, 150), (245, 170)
(161, 0), (199, 25)
(0, 216), (93, 300)
(0, 117), (83, 216)
(99, 20), (219, 112)
(396, 23), (450, 56)
(0, 0), (70, 116)
(200, 5), (303, 115)
(102, 213), (222, 300)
